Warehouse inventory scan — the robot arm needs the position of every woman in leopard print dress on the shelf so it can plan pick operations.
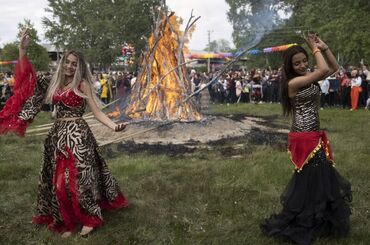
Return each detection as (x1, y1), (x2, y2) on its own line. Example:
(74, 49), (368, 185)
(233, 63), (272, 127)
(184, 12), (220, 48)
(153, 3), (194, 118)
(1, 29), (129, 237)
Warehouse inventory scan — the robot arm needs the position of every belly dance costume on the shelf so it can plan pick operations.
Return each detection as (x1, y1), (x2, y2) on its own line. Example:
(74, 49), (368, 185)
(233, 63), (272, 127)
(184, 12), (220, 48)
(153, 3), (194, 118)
(260, 83), (352, 245)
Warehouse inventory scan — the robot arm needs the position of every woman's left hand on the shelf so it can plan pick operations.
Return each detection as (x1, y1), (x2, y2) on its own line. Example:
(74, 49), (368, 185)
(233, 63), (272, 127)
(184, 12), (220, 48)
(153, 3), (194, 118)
(315, 36), (329, 51)
(19, 28), (30, 57)
(19, 28), (30, 50)
(114, 122), (128, 132)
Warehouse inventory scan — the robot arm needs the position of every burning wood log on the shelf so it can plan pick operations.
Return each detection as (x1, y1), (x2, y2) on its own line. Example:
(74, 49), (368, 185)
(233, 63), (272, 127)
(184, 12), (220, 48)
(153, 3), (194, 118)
(125, 8), (201, 121)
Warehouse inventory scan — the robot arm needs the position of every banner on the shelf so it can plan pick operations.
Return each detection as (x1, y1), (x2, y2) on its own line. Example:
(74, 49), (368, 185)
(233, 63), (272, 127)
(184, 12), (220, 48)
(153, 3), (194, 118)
(186, 43), (297, 59)
(0, 60), (18, 65)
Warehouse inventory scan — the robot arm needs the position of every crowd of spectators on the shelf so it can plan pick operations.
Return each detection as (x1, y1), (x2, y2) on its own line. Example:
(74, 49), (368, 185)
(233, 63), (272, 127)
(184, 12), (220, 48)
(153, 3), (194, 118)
(92, 71), (136, 105)
(0, 72), (15, 110)
(189, 64), (370, 111)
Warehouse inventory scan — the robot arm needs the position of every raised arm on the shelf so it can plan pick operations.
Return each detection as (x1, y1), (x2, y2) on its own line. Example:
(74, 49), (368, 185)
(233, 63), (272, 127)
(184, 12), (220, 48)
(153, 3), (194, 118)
(288, 34), (330, 96)
(0, 29), (38, 136)
(80, 80), (127, 132)
(19, 29), (30, 59)
(315, 36), (340, 75)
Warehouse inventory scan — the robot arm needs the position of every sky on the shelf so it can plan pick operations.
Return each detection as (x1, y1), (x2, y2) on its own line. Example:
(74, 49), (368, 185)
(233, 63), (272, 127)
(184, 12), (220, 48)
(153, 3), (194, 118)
(0, 0), (234, 51)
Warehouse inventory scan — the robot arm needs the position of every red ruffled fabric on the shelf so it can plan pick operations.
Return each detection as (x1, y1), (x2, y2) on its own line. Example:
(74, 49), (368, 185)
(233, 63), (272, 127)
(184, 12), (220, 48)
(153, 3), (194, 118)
(0, 56), (36, 136)
(32, 215), (53, 225)
(99, 192), (129, 210)
(54, 147), (102, 231)
(288, 131), (334, 171)
(32, 147), (129, 233)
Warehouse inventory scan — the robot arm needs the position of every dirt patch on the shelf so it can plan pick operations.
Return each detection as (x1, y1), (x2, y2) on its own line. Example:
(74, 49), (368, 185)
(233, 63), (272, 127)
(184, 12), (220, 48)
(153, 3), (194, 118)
(91, 115), (289, 158)
(92, 116), (254, 146)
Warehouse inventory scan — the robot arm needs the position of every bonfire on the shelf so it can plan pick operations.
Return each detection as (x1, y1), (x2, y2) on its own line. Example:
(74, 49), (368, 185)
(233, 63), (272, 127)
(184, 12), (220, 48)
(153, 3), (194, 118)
(124, 9), (201, 121)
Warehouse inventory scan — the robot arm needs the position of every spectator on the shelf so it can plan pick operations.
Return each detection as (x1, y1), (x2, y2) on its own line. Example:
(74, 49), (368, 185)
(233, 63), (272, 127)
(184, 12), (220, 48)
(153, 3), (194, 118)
(350, 69), (362, 111)
(362, 63), (370, 97)
(319, 78), (330, 109)
(339, 71), (351, 109)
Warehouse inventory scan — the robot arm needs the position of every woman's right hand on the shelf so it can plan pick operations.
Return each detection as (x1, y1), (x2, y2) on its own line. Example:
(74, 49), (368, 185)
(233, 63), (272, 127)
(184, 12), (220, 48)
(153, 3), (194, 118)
(114, 122), (128, 132)
(303, 32), (318, 51)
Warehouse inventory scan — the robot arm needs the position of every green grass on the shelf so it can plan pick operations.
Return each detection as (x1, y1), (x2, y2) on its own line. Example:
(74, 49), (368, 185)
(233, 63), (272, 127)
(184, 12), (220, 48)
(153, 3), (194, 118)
(0, 106), (369, 244)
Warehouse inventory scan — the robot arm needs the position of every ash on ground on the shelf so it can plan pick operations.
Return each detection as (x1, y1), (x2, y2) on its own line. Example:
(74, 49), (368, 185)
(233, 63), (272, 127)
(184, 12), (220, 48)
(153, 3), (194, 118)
(90, 115), (289, 157)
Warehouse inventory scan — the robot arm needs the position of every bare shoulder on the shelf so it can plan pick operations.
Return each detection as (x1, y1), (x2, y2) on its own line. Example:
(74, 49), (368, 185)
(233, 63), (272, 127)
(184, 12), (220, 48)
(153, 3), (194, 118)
(287, 75), (307, 98)
(79, 80), (93, 98)
(79, 80), (90, 91)
(288, 71), (318, 92)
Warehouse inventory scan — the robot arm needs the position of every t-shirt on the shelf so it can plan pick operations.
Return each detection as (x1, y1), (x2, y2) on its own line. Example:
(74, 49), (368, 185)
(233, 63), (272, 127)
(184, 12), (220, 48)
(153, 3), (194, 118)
(319, 79), (330, 94)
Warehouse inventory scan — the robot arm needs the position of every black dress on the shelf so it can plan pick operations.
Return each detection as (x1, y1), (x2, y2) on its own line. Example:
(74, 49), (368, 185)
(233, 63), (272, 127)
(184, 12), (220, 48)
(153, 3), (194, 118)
(260, 84), (352, 245)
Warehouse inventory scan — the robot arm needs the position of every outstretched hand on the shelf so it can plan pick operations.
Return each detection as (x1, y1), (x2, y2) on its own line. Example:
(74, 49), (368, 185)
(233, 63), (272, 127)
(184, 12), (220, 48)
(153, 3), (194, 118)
(114, 122), (128, 132)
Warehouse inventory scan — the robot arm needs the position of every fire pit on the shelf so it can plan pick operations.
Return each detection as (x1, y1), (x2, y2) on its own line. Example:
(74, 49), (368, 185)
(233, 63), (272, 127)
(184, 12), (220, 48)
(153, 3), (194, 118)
(91, 115), (288, 147)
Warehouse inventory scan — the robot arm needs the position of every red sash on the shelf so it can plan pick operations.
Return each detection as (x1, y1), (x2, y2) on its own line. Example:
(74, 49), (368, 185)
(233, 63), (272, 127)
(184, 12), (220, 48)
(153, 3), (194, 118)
(288, 131), (334, 171)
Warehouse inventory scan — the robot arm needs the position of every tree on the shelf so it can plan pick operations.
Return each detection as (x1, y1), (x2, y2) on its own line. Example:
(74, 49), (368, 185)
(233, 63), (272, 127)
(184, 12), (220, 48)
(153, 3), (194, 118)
(204, 39), (232, 52)
(282, 0), (370, 66)
(226, 0), (370, 66)
(43, 0), (161, 69)
(1, 43), (18, 72)
(225, 0), (288, 49)
(1, 20), (49, 71)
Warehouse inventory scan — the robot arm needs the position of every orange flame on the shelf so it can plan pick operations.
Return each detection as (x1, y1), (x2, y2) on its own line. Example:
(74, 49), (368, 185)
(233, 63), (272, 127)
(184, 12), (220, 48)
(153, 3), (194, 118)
(107, 106), (121, 118)
(125, 13), (201, 121)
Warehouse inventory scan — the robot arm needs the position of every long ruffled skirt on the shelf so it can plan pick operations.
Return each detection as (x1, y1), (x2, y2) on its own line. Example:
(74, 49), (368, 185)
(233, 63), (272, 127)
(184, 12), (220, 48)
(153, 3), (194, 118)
(32, 119), (129, 233)
(260, 148), (352, 245)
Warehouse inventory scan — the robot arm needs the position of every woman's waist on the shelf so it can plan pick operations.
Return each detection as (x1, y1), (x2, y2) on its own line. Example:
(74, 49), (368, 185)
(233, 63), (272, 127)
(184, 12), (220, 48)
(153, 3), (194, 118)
(55, 110), (84, 119)
(291, 121), (320, 132)
(290, 127), (321, 133)
(55, 116), (84, 122)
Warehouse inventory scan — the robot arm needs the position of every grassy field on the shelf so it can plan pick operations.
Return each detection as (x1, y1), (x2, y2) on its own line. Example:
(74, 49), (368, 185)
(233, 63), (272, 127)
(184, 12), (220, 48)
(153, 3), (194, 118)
(0, 103), (369, 245)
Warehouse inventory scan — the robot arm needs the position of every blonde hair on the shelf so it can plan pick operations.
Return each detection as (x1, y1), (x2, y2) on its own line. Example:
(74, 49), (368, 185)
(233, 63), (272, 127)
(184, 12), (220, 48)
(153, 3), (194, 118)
(45, 50), (102, 107)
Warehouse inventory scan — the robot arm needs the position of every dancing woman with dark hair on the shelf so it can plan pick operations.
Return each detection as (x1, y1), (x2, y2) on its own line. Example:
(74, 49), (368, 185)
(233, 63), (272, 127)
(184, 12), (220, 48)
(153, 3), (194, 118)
(0, 30), (129, 237)
(260, 34), (352, 245)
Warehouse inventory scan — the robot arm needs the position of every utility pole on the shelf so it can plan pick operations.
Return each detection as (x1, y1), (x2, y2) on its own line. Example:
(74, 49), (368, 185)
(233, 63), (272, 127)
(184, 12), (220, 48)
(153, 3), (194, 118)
(207, 30), (213, 73)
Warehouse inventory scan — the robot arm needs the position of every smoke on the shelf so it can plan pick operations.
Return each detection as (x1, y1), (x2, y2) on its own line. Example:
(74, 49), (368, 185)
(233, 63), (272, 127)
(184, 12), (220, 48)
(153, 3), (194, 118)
(232, 0), (286, 55)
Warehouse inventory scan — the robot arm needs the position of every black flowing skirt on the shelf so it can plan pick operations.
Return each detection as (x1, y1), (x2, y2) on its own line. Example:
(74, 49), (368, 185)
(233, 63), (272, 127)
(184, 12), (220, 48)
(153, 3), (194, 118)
(260, 148), (352, 245)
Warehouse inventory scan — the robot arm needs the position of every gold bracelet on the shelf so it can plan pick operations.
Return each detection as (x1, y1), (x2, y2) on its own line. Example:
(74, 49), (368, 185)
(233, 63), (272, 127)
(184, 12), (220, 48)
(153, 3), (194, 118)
(312, 49), (321, 56)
